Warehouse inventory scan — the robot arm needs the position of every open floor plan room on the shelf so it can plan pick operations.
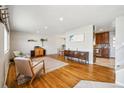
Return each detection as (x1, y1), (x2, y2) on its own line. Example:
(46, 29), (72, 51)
(0, 5), (124, 88)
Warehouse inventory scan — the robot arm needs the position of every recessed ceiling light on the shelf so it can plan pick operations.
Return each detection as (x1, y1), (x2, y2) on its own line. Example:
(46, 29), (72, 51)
(44, 26), (48, 30)
(59, 17), (63, 21)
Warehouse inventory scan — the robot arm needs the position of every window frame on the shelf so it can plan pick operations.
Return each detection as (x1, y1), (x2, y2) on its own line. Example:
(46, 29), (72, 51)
(4, 25), (9, 54)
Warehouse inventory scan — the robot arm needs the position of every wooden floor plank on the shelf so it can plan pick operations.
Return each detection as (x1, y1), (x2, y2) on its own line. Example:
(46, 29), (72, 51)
(6, 55), (115, 88)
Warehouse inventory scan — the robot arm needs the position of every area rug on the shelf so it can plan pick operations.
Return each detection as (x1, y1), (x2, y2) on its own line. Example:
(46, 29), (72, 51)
(43, 57), (68, 73)
(95, 58), (115, 69)
(17, 57), (68, 85)
(74, 80), (123, 88)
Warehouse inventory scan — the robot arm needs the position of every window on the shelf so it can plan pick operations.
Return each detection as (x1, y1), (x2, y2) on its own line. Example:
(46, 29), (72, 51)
(4, 26), (9, 53)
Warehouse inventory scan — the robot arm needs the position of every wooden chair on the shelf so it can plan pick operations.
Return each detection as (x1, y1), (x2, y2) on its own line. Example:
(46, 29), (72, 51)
(69, 51), (75, 60)
(64, 50), (70, 59)
(73, 51), (80, 61)
(14, 57), (45, 85)
(78, 52), (89, 64)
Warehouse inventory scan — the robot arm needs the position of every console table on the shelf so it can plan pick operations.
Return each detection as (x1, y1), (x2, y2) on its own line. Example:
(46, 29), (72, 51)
(31, 47), (46, 57)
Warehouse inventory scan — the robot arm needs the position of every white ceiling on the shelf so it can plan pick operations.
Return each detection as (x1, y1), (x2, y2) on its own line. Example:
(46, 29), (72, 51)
(8, 5), (124, 35)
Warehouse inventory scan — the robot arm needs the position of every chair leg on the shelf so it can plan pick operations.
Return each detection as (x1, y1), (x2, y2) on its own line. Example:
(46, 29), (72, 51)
(78, 58), (79, 62)
(43, 60), (45, 74)
(16, 73), (20, 81)
(43, 66), (45, 74)
(29, 84), (33, 88)
(30, 76), (35, 85)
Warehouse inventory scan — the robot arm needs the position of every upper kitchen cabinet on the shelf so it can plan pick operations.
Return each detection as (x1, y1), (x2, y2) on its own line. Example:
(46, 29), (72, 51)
(95, 32), (109, 44)
(103, 32), (109, 44)
(96, 33), (102, 44)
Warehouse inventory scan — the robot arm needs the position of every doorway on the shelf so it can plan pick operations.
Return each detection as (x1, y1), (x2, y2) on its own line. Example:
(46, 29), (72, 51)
(93, 29), (115, 69)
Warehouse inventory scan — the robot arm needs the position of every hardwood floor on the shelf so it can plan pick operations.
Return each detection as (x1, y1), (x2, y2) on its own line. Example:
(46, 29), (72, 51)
(6, 55), (115, 88)
(95, 57), (115, 69)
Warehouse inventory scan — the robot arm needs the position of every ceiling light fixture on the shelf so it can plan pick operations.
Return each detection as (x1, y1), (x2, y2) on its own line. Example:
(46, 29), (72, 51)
(59, 17), (63, 21)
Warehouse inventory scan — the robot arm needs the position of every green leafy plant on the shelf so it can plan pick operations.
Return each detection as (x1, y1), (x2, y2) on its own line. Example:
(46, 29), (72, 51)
(19, 52), (23, 56)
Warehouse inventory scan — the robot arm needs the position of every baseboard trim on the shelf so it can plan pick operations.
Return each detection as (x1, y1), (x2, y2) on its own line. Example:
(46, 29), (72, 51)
(3, 62), (10, 88)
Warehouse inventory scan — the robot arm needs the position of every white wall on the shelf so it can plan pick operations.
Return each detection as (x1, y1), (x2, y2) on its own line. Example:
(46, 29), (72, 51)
(115, 16), (124, 86)
(109, 31), (115, 58)
(0, 23), (10, 87)
(66, 25), (94, 64)
(115, 16), (124, 67)
(0, 23), (5, 87)
(10, 31), (64, 58)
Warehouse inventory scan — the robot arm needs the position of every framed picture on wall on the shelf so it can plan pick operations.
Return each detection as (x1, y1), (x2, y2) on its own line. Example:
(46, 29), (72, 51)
(69, 33), (85, 42)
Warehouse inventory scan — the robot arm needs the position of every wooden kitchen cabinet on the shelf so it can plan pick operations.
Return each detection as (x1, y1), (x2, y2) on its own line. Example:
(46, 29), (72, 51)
(102, 48), (109, 58)
(103, 32), (109, 44)
(96, 33), (102, 44)
(95, 32), (109, 44)
(95, 48), (109, 58)
(95, 32), (109, 58)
